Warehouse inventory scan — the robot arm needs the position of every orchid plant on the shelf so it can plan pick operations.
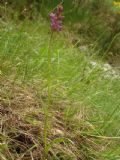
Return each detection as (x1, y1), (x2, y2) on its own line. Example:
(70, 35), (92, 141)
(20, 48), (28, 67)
(43, 3), (64, 159)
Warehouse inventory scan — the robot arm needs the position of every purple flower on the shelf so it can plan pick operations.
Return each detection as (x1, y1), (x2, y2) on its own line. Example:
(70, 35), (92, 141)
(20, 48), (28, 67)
(50, 4), (64, 32)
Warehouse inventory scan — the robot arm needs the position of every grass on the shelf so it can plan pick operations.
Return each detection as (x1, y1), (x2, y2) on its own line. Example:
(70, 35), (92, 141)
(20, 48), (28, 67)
(0, 17), (120, 160)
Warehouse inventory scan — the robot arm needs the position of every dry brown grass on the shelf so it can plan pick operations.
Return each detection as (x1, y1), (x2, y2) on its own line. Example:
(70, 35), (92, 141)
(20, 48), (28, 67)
(0, 77), (104, 160)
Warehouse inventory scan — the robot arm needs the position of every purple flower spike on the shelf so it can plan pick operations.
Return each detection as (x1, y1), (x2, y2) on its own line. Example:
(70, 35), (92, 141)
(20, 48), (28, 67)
(50, 4), (64, 32)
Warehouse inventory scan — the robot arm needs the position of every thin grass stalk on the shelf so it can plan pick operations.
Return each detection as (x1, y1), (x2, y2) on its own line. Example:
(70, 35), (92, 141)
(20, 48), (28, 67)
(102, 32), (120, 58)
(101, 104), (120, 131)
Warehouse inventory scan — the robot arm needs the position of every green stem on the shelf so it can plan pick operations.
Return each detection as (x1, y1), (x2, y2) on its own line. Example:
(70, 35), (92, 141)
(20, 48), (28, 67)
(44, 32), (53, 159)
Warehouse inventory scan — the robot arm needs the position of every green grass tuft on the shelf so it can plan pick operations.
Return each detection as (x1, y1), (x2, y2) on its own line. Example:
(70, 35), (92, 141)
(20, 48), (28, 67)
(0, 17), (120, 159)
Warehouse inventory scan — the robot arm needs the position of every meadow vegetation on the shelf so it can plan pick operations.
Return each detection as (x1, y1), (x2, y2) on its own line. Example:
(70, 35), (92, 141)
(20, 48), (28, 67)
(0, 1), (120, 160)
